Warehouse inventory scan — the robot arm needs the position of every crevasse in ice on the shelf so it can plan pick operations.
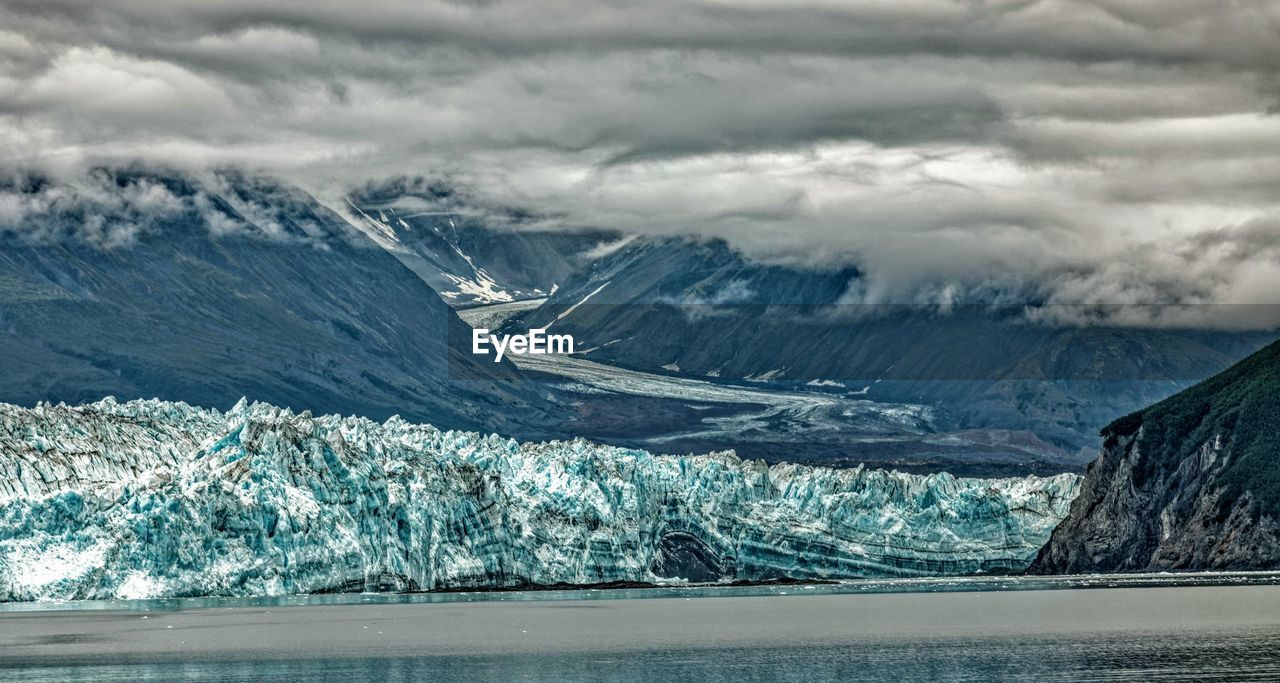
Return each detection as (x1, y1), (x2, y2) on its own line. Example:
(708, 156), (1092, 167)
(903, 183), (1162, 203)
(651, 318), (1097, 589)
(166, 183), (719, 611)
(0, 398), (1080, 601)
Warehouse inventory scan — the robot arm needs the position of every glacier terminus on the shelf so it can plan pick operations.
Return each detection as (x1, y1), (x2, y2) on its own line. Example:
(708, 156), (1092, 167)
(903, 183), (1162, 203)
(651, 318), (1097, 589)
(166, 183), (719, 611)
(0, 398), (1080, 601)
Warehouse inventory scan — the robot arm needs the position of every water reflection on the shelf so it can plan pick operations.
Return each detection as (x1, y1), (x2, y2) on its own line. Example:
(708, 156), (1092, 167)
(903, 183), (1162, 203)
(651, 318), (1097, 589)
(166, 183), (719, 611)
(13, 628), (1280, 682)
(7, 575), (1280, 682)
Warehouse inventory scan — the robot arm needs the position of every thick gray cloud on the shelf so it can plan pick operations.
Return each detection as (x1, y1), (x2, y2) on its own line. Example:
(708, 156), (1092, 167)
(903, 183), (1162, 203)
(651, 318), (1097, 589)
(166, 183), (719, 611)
(0, 0), (1278, 327)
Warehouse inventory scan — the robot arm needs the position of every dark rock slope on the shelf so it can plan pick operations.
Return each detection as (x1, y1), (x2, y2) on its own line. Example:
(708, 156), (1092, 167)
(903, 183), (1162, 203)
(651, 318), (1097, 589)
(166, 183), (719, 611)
(0, 169), (553, 436)
(1030, 339), (1280, 573)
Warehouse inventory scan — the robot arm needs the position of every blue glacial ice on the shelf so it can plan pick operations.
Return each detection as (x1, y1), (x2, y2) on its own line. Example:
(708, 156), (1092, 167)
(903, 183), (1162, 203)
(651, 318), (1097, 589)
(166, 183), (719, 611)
(0, 398), (1080, 601)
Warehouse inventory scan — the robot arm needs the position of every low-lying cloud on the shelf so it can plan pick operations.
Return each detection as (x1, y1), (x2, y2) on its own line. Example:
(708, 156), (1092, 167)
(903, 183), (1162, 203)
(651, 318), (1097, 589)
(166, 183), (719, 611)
(0, 169), (354, 248)
(0, 0), (1278, 327)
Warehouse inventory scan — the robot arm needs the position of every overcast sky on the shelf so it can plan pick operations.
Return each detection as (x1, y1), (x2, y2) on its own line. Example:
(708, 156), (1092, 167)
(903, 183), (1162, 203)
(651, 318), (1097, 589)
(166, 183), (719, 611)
(1, 0), (1279, 325)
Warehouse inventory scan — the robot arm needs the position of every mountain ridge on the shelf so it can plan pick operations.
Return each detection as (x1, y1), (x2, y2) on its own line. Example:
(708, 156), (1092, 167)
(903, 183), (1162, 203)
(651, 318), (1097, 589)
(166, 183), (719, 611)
(0, 169), (554, 437)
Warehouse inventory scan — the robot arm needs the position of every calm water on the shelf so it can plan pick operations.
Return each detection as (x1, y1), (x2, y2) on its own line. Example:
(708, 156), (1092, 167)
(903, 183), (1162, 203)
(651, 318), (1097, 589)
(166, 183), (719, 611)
(4, 574), (1280, 682)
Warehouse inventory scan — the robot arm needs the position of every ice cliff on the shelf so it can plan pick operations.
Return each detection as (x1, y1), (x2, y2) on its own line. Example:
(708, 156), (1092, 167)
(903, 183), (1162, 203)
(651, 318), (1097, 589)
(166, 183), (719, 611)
(0, 398), (1080, 601)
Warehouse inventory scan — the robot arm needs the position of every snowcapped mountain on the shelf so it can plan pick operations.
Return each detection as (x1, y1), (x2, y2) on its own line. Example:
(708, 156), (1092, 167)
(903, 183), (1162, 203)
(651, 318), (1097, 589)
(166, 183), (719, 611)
(0, 169), (553, 436)
(347, 180), (621, 307)
(507, 235), (1274, 455)
(0, 398), (1079, 600)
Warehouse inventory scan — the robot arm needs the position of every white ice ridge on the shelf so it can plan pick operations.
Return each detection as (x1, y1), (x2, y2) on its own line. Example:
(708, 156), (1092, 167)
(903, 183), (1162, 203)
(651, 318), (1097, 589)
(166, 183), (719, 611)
(0, 398), (1081, 601)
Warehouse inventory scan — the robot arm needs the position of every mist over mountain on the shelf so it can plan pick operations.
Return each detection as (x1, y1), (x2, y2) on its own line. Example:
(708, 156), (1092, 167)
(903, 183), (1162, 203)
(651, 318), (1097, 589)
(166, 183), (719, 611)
(508, 235), (1276, 452)
(2, 1), (1279, 324)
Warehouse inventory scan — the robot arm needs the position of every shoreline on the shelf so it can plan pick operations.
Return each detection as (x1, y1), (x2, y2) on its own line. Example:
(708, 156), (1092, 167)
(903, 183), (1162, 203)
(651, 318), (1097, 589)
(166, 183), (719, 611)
(5, 570), (1280, 612)
(419, 576), (839, 594)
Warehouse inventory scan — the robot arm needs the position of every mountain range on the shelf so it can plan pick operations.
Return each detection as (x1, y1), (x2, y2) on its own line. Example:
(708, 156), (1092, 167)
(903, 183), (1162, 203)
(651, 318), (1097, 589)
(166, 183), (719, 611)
(505, 235), (1274, 454)
(1, 170), (1274, 477)
(0, 170), (551, 437)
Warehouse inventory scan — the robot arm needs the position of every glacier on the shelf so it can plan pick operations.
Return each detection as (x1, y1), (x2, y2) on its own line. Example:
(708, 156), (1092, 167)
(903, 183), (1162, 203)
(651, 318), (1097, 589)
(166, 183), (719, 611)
(0, 398), (1080, 601)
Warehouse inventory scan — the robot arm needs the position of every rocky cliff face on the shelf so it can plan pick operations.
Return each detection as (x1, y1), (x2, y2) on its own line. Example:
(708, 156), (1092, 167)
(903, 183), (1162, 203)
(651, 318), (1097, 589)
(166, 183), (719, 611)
(1031, 339), (1280, 573)
(1029, 431), (1280, 572)
(0, 398), (1079, 601)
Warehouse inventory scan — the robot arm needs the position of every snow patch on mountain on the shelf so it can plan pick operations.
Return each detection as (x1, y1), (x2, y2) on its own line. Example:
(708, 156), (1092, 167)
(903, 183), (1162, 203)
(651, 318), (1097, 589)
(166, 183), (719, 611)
(550, 280), (610, 325)
(439, 245), (515, 304)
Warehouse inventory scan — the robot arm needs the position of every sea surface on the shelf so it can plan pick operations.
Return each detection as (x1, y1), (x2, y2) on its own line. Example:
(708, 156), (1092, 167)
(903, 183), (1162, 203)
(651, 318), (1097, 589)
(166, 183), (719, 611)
(3, 574), (1280, 682)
